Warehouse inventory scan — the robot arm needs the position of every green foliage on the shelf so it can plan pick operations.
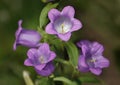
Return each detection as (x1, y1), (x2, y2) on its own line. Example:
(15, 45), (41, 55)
(39, 3), (58, 29)
(65, 42), (79, 67)
(53, 76), (77, 85)
(35, 77), (54, 85)
(79, 76), (100, 83)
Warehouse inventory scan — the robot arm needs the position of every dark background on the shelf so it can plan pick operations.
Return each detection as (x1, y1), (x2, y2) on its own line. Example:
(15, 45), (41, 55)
(0, 0), (120, 85)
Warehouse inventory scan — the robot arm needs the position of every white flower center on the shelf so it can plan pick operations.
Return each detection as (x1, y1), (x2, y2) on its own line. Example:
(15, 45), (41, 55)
(54, 16), (72, 34)
(39, 56), (45, 64)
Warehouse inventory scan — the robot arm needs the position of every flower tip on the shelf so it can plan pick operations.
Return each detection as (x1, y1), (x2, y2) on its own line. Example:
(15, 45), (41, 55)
(13, 42), (17, 51)
(18, 19), (23, 27)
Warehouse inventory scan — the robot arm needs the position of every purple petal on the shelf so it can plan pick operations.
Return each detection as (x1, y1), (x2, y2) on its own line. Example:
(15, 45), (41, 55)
(18, 30), (41, 47)
(38, 43), (50, 55)
(78, 55), (89, 72)
(35, 64), (46, 71)
(91, 42), (104, 55)
(57, 32), (71, 41)
(24, 59), (33, 66)
(48, 9), (60, 22)
(71, 18), (82, 32)
(13, 20), (23, 50)
(61, 6), (75, 18)
(90, 68), (102, 75)
(27, 48), (37, 59)
(95, 56), (110, 68)
(48, 51), (56, 62)
(77, 40), (91, 55)
(35, 62), (54, 76)
(15, 20), (23, 38)
(45, 23), (57, 34)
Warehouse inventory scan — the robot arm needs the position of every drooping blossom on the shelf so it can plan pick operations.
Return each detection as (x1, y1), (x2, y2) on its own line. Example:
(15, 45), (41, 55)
(24, 43), (56, 76)
(77, 40), (110, 75)
(46, 6), (82, 41)
(13, 20), (41, 50)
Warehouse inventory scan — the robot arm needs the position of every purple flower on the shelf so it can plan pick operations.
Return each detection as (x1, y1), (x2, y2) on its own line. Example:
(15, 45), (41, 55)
(77, 40), (110, 75)
(13, 20), (41, 50)
(45, 6), (82, 41)
(24, 43), (56, 76)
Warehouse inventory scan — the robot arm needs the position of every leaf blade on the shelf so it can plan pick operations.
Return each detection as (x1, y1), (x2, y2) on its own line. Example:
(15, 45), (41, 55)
(39, 3), (58, 29)
(65, 42), (79, 67)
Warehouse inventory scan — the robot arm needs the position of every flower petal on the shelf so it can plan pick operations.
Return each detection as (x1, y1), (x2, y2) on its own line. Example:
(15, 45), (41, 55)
(77, 40), (91, 55)
(57, 32), (71, 41)
(71, 18), (82, 32)
(35, 62), (54, 76)
(48, 9), (60, 22)
(48, 51), (56, 62)
(24, 59), (33, 66)
(45, 23), (57, 34)
(38, 43), (50, 55)
(18, 30), (41, 47)
(61, 6), (75, 18)
(91, 42), (104, 55)
(27, 48), (37, 59)
(95, 56), (110, 68)
(90, 68), (102, 75)
(78, 55), (89, 72)
(35, 64), (46, 71)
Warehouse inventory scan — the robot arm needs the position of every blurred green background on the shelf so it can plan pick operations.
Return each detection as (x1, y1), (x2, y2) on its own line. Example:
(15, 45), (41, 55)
(0, 0), (120, 85)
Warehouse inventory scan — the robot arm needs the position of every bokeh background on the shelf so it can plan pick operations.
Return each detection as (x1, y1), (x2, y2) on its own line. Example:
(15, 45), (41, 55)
(0, 0), (120, 85)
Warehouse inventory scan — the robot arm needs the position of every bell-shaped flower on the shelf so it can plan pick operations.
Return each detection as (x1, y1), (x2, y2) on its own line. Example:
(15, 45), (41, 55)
(46, 6), (82, 41)
(77, 40), (110, 75)
(13, 20), (41, 50)
(24, 43), (56, 76)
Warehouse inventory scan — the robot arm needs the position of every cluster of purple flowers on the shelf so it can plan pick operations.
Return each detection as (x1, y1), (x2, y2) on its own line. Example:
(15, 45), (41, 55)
(13, 6), (109, 76)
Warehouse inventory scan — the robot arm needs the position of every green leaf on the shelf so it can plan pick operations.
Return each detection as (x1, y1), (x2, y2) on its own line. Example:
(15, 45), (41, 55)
(65, 42), (79, 67)
(39, 3), (58, 29)
(53, 77), (77, 85)
(35, 77), (54, 85)
(79, 76), (100, 83)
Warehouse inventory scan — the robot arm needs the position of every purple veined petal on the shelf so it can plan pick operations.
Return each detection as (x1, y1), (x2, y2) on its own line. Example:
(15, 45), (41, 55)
(89, 68), (102, 75)
(38, 43), (50, 55)
(27, 48), (37, 59)
(35, 64), (46, 71)
(24, 59), (33, 66)
(70, 18), (82, 32)
(13, 20), (41, 50)
(13, 20), (23, 50)
(18, 30), (41, 47)
(91, 42), (104, 55)
(57, 32), (71, 41)
(77, 40), (91, 48)
(45, 23), (57, 34)
(48, 51), (56, 62)
(15, 20), (23, 38)
(78, 55), (89, 72)
(35, 62), (55, 76)
(77, 40), (91, 55)
(94, 56), (110, 68)
(48, 9), (60, 22)
(61, 6), (75, 18)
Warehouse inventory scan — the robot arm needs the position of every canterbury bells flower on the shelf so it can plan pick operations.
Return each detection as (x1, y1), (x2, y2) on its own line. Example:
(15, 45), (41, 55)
(24, 43), (56, 76)
(77, 40), (110, 75)
(46, 6), (82, 41)
(13, 20), (41, 50)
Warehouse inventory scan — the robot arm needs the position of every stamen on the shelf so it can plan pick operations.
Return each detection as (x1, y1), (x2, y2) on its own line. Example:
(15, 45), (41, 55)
(39, 56), (45, 64)
(61, 23), (65, 33)
(90, 59), (96, 63)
